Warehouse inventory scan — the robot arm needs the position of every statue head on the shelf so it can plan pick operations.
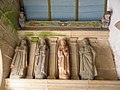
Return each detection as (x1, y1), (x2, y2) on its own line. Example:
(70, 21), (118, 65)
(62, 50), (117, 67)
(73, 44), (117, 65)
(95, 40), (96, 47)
(59, 39), (66, 46)
(21, 39), (27, 46)
(38, 39), (46, 47)
(82, 38), (90, 45)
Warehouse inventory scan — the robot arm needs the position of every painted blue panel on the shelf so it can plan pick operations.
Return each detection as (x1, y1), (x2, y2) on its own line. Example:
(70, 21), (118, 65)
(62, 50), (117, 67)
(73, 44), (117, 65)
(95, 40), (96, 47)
(51, 0), (76, 6)
(23, 0), (48, 20)
(78, 0), (104, 6)
(79, 11), (104, 21)
(26, 12), (48, 20)
(52, 12), (75, 21)
(25, 6), (48, 12)
(78, 0), (104, 21)
(79, 5), (104, 12)
(51, 0), (75, 21)
(23, 0), (105, 21)
(23, 0), (48, 6)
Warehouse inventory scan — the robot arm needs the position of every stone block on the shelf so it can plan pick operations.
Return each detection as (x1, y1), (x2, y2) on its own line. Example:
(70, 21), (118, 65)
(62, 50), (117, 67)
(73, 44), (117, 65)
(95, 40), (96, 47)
(95, 42), (115, 69)
(11, 0), (20, 13)
(0, 16), (13, 33)
(0, 30), (3, 38)
(2, 56), (12, 78)
(1, 41), (10, 56)
(95, 68), (117, 80)
(8, 47), (14, 58)
(6, 79), (120, 90)
(0, 1), (4, 9)
(5, 79), (46, 90)
(0, 38), (3, 48)
(0, 25), (6, 36)
(88, 80), (120, 90)
(0, 13), (18, 41)
(0, 22), (17, 47)
(3, 32), (17, 48)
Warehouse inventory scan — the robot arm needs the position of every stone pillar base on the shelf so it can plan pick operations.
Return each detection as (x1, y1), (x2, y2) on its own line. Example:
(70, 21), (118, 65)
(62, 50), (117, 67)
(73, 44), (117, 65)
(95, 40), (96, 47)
(47, 76), (56, 79)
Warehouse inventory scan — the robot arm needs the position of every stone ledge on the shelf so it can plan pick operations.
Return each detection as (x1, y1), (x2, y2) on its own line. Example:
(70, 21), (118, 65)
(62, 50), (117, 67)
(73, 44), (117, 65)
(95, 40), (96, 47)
(5, 79), (120, 90)
(18, 30), (109, 40)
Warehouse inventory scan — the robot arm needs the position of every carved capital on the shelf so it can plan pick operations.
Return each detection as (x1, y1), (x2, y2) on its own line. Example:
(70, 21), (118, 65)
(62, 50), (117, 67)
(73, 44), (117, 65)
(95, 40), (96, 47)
(49, 37), (58, 44)
(69, 37), (78, 44)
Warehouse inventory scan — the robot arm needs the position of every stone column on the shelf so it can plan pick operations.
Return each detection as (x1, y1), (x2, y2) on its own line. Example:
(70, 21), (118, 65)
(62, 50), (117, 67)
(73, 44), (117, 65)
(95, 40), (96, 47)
(69, 37), (79, 79)
(47, 37), (58, 79)
(26, 37), (38, 79)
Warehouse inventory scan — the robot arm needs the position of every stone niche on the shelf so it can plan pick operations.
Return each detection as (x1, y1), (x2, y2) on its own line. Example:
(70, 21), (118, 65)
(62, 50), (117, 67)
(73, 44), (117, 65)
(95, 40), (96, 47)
(5, 30), (120, 90)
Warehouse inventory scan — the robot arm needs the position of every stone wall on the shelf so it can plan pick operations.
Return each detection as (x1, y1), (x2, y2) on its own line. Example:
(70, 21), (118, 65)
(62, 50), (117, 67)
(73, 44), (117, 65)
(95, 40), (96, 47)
(0, 0), (19, 89)
(18, 30), (117, 80)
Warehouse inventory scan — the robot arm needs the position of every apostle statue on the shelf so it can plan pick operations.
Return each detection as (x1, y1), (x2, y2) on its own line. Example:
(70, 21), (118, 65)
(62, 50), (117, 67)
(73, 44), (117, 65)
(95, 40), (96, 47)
(19, 8), (25, 28)
(58, 39), (70, 79)
(33, 39), (48, 79)
(79, 38), (97, 80)
(10, 39), (28, 78)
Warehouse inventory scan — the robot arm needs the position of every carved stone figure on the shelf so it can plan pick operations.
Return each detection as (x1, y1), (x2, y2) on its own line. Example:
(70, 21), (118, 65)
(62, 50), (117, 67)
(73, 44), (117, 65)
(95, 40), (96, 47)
(33, 39), (48, 79)
(58, 39), (70, 79)
(79, 38), (97, 80)
(19, 8), (25, 28)
(10, 39), (28, 78)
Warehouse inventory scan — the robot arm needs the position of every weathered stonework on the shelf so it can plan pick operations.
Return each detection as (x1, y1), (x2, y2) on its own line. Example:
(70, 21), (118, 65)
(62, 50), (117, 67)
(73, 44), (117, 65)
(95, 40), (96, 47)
(2, 56), (12, 78)
(47, 37), (58, 79)
(0, 49), (3, 90)
(18, 30), (117, 80)
(5, 79), (120, 90)
(0, 1), (119, 90)
(0, 30), (3, 38)
(69, 37), (79, 79)
(0, 0), (19, 89)
(26, 37), (38, 79)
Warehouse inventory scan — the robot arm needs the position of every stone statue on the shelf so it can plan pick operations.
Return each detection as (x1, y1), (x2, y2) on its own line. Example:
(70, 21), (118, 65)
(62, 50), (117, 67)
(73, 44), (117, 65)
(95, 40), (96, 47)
(79, 38), (97, 80)
(33, 39), (48, 79)
(10, 39), (28, 78)
(58, 39), (70, 79)
(19, 8), (25, 28)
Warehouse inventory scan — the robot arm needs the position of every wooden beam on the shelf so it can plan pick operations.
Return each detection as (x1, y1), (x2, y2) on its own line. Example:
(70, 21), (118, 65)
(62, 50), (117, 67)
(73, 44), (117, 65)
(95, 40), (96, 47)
(75, 0), (79, 21)
(48, 0), (51, 20)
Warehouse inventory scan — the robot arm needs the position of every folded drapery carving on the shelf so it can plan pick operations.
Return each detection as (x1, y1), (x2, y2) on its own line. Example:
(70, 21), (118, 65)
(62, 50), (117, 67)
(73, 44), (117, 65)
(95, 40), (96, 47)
(33, 39), (48, 79)
(10, 39), (28, 79)
(79, 38), (97, 80)
(58, 39), (70, 79)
